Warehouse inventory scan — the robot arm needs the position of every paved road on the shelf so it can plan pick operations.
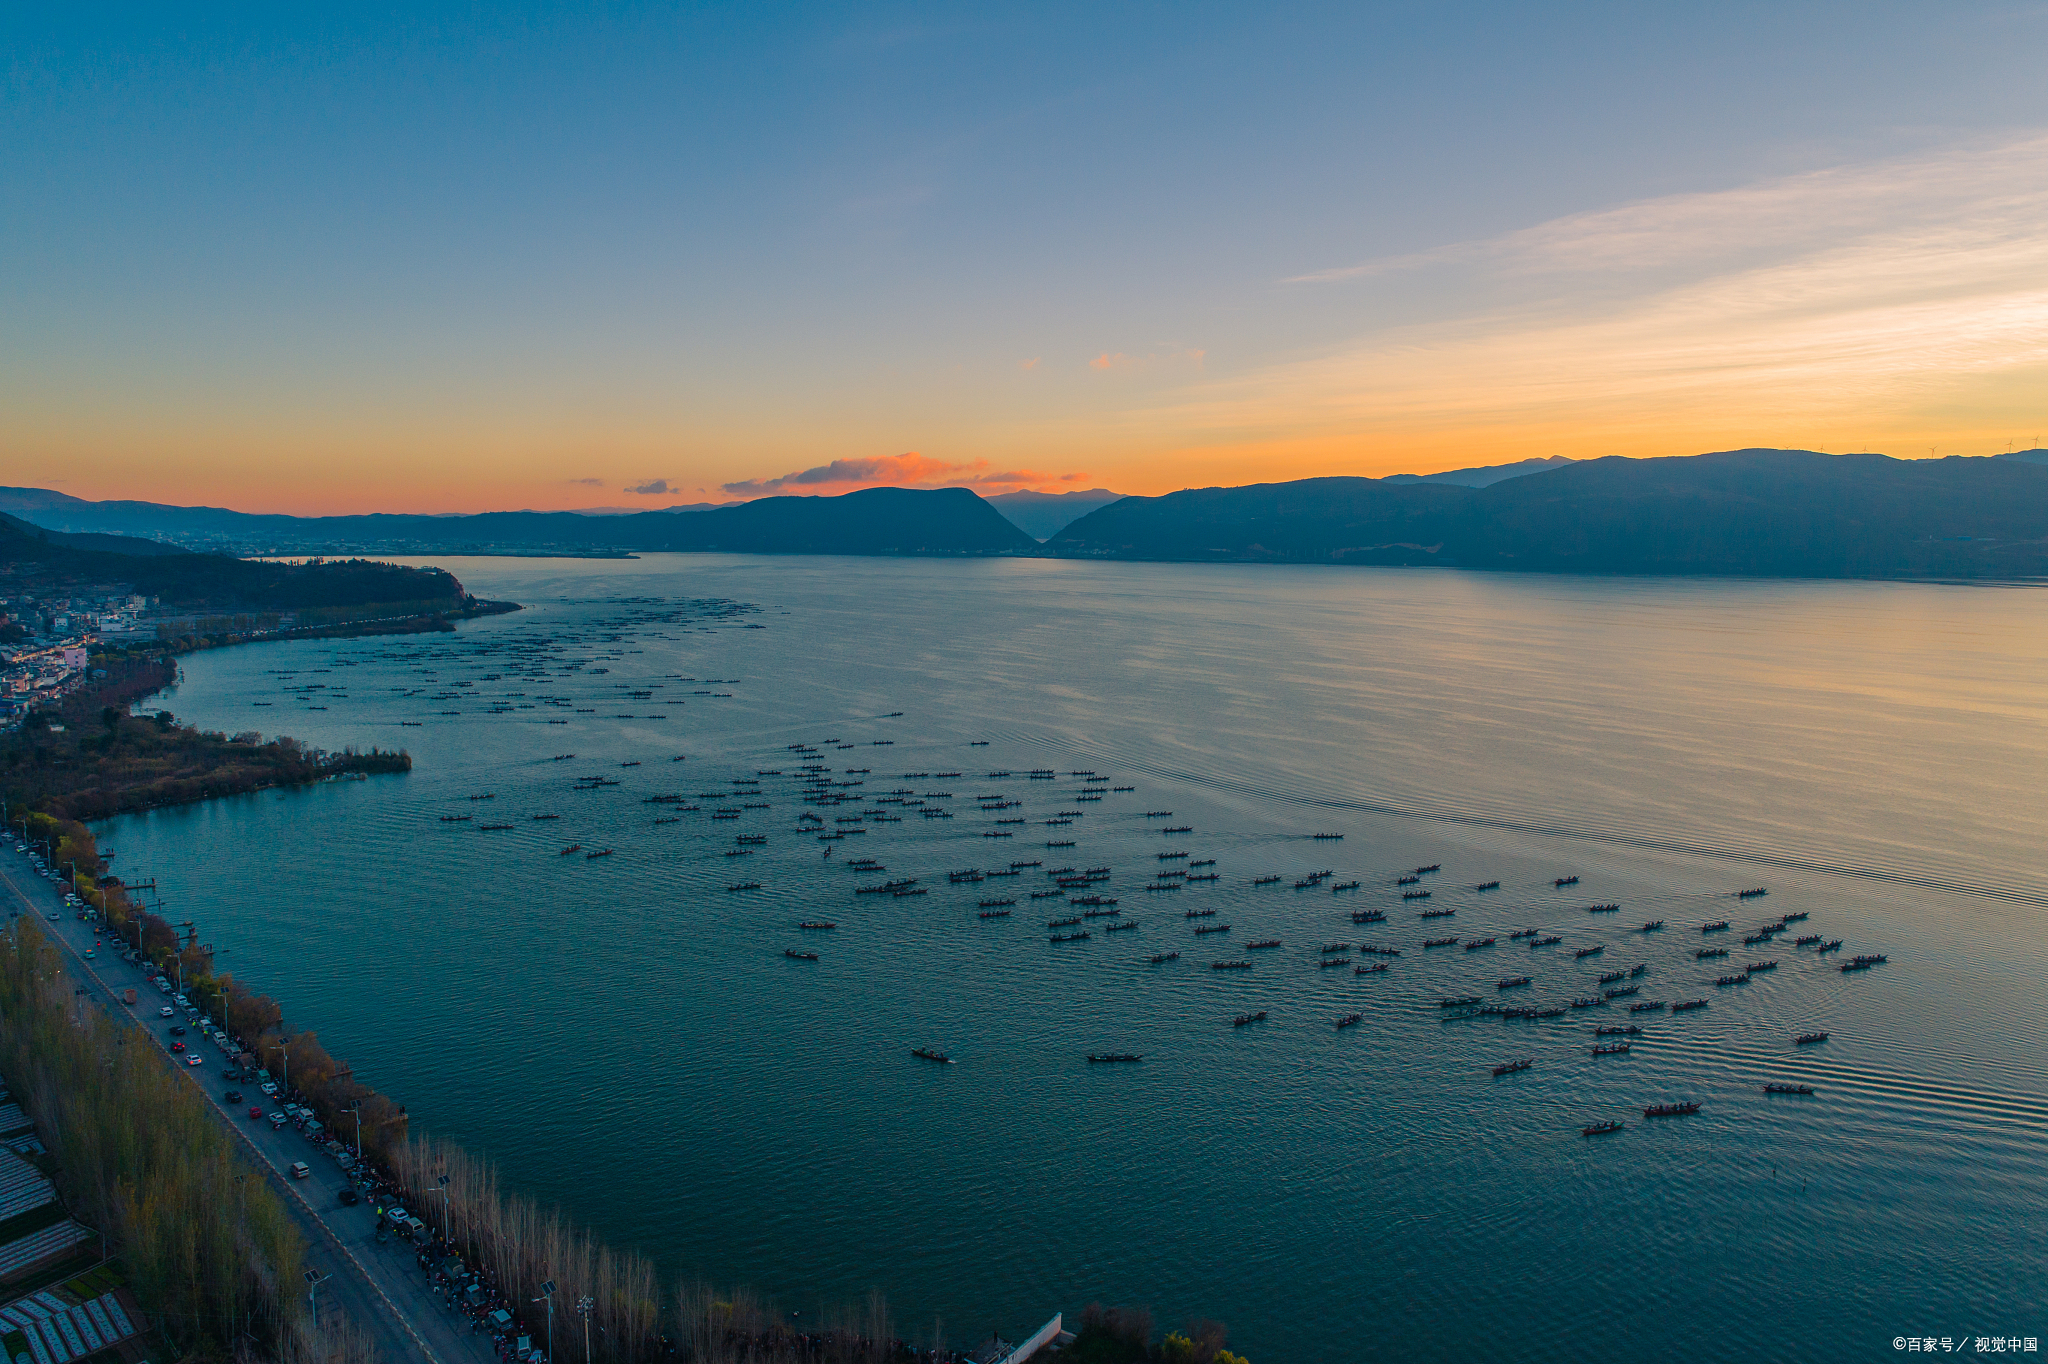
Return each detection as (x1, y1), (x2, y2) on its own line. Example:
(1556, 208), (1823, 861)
(0, 846), (498, 1364)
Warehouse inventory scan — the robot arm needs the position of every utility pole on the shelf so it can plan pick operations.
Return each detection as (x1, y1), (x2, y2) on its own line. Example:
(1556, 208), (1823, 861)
(576, 1296), (594, 1364)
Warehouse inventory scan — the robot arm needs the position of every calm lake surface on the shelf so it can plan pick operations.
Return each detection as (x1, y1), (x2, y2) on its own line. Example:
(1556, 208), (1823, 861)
(101, 556), (2048, 1362)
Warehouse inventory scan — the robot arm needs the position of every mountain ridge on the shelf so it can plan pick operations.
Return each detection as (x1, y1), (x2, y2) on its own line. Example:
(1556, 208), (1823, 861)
(1046, 450), (2048, 579)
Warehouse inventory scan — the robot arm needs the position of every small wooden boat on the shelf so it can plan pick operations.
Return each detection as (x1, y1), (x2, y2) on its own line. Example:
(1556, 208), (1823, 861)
(911, 1048), (951, 1063)
(1582, 1121), (1624, 1136)
(1763, 1083), (1814, 1094)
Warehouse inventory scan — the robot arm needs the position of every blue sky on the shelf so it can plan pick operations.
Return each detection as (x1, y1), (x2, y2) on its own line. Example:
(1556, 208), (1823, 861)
(7, 2), (2047, 510)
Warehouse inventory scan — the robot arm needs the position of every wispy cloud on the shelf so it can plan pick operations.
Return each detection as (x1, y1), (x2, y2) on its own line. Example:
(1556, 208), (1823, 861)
(565, 477), (605, 487)
(721, 453), (1082, 498)
(1089, 349), (1206, 373)
(1153, 134), (2048, 451)
(625, 478), (677, 495)
(1287, 135), (2048, 285)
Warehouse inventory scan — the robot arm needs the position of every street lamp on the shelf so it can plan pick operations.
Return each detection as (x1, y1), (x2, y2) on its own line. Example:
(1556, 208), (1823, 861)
(533, 1281), (556, 1364)
(268, 1040), (290, 1090)
(347, 1100), (363, 1158)
(425, 1173), (449, 1236)
(304, 1269), (331, 1330)
(576, 1296), (594, 1364)
(435, 1172), (454, 1249)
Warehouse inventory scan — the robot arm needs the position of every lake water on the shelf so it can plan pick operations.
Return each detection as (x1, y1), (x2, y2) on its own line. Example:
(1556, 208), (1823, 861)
(100, 556), (2048, 1362)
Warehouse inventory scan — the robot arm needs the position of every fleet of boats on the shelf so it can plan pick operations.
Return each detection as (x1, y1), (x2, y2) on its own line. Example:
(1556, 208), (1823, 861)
(410, 696), (1863, 1132)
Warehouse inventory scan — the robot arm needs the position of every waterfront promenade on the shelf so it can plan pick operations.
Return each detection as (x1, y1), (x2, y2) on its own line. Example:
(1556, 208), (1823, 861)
(0, 847), (494, 1364)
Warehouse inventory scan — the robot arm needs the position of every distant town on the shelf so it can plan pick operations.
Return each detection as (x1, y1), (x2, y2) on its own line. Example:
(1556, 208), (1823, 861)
(0, 586), (310, 724)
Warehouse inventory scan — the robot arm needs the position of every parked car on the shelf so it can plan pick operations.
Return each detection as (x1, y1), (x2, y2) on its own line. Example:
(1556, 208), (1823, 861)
(338, 1188), (360, 1206)
(224, 1090), (243, 1103)
(159, 1005), (174, 1017)
(268, 1112), (288, 1129)
(289, 1162), (311, 1180)
(169, 1025), (186, 1036)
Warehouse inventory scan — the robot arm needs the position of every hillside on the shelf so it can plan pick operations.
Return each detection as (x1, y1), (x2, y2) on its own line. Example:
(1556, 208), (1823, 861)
(0, 486), (1037, 557)
(0, 512), (197, 557)
(635, 486), (1038, 554)
(1048, 450), (2048, 579)
(0, 514), (470, 609)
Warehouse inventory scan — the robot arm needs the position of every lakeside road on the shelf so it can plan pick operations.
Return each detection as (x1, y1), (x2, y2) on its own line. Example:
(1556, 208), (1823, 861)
(0, 849), (496, 1364)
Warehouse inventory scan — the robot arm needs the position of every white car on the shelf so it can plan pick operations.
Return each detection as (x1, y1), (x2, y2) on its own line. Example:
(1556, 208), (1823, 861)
(159, 1006), (174, 1017)
(185, 1055), (204, 1067)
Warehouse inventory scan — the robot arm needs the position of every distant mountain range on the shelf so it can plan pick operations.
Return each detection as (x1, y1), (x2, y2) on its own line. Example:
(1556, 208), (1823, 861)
(0, 512), (467, 610)
(1047, 449), (2048, 578)
(980, 488), (1127, 539)
(1380, 455), (1576, 487)
(0, 486), (1036, 557)
(9, 448), (2047, 578)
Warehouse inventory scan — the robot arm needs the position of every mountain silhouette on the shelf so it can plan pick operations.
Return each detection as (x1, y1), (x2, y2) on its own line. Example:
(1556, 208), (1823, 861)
(1048, 450), (2048, 578)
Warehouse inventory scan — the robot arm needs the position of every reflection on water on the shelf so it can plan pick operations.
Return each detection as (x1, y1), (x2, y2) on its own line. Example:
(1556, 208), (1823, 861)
(105, 557), (2048, 1361)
